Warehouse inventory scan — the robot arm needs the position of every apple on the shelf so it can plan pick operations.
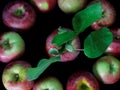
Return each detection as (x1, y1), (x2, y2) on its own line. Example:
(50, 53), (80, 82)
(106, 28), (120, 56)
(0, 32), (25, 63)
(2, 60), (34, 90)
(66, 71), (99, 90)
(58, 0), (87, 13)
(90, 0), (116, 30)
(45, 28), (80, 62)
(33, 76), (63, 90)
(93, 55), (120, 84)
(2, 0), (36, 31)
(31, 0), (57, 12)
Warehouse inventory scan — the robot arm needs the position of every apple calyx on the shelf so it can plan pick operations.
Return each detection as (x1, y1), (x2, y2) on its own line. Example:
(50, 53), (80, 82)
(13, 6), (25, 17)
(1, 39), (12, 50)
(78, 79), (93, 90)
(13, 73), (19, 82)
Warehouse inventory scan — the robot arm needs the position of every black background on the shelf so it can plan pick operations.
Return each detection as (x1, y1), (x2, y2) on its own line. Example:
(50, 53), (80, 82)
(0, 0), (120, 90)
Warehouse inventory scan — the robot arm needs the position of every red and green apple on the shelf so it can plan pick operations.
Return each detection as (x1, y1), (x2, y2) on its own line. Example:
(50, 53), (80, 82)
(33, 76), (63, 90)
(58, 0), (87, 13)
(2, 60), (34, 90)
(66, 71), (99, 90)
(93, 55), (120, 84)
(46, 28), (80, 62)
(0, 32), (25, 63)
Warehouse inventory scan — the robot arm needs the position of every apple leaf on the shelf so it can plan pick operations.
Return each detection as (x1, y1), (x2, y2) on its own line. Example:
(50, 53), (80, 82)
(84, 28), (113, 58)
(28, 56), (60, 81)
(72, 2), (102, 34)
(52, 28), (76, 46)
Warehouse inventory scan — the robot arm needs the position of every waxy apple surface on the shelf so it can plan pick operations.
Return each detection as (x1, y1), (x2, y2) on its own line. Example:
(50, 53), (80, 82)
(32, 0), (57, 12)
(46, 29), (80, 62)
(33, 76), (63, 90)
(0, 32), (25, 63)
(66, 71), (99, 90)
(106, 28), (120, 56)
(90, 0), (116, 30)
(2, 60), (34, 90)
(2, 0), (36, 31)
(58, 0), (87, 13)
(93, 55), (120, 84)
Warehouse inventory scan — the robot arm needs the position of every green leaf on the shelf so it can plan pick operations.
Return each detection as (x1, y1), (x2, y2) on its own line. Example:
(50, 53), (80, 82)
(28, 56), (60, 81)
(84, 28), (113, 58)
(48, 48), (59, 55)
(72, 2), (102, 34)
(65, 43), (75, 52)
(52, 29), (76, 46)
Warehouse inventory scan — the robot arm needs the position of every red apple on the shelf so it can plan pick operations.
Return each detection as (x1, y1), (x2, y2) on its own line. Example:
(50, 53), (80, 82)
(31, 0), (57, 12)
(106, 28), (120, 56)
(33, 76), (63, 90)
(93, 55), (120, 84)
(46, 28), (80, 62)
(2, 60), (34, 90)
(90, 0), (116, 30)
(58, 0), (87, 14)
(0, 32), (25, 63)
(2, 0), (36, 31)
(66, 71), (99, 90)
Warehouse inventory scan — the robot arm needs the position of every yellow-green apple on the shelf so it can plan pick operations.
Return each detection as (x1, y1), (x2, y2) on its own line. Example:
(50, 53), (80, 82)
(66, 71), (99, 90)
(46, 28), (80, 62)
(0, 32), (25, 63)
(33, 76), (63, 90)
(58, 0), (87, 13)
(31, 0), (57, 12)
(2, 0), (36, 31)
(2, 60), (34, 90)
(106, 28), (120, 56)
(90, 0), (116, 30)
(93, 55), (120, 84)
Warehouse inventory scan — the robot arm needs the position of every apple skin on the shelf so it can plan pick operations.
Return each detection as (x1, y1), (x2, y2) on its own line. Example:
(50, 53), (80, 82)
(0, 32), (25, 63)
(58, 0), (87, 14)
(93, 55), (120, 84)
(66, 71), (99, 90)
(2, 0), (36, 31)
(33, 76), (63, 90)
(2, 60), (34, 90)
(46, 28), (80, 62)
(106, 28), (120, 56)
(32, 0), (57, 12)
(90, 0), (116, 30)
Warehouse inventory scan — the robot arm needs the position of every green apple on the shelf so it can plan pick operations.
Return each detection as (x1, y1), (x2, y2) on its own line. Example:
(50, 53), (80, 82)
(33, 76), (63, 90)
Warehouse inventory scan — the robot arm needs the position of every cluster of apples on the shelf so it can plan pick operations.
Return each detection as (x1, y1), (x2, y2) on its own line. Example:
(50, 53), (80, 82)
(1, 0), (120, 90)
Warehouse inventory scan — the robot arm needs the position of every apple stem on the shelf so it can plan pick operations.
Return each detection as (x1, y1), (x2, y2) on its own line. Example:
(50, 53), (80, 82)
(15, 74), (19, 82)
(13, 6), (25, 17)
(75, 48), (84, 51)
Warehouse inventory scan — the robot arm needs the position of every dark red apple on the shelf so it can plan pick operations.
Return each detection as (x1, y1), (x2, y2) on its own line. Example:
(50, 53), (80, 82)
(31, 0), (57, 12)
(0, 32), (25, 63)
(106, 28), (120, 56)
(90, 0), (116, 30)
(2, 0), (36, 31)
(93, 55), (120, 84)
(2, 60), (34, 90)
(66, 71), (99, 90)
(46, 28), (80, 62)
